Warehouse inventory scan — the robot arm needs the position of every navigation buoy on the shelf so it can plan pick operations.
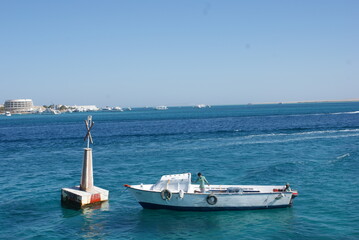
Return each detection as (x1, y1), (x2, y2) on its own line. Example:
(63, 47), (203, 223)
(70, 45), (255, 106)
(61, 116), (109, 208)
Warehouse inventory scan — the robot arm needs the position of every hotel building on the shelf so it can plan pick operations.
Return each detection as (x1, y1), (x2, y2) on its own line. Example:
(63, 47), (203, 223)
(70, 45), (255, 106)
(4, 99), (34, 113)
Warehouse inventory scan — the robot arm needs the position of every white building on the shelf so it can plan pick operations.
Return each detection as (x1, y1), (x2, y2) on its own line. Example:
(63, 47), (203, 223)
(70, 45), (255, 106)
(4, 99), (34, 113)
(71, 105), (99, 112)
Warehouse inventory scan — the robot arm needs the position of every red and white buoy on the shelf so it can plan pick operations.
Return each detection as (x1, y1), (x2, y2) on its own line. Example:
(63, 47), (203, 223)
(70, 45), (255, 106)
(61, 116), (109, 208)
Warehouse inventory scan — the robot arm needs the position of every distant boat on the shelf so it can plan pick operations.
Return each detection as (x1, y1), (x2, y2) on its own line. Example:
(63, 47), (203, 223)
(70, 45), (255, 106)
(195, 104), (210, 108)
(155, 106), (168, 110)
(112, 107), (123, 111)
(101, 107), (112, 111)
(5, 111), (11, 116)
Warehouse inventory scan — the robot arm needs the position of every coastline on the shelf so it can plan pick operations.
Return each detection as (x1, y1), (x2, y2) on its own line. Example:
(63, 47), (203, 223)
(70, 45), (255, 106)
(249, 98), (359, 105)
(1, 99), (359, 115)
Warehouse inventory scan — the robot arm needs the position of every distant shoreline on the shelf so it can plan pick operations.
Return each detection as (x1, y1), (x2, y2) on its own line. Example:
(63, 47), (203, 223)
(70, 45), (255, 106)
(249, 99), (359, 105)
(1, 99), (358, 113)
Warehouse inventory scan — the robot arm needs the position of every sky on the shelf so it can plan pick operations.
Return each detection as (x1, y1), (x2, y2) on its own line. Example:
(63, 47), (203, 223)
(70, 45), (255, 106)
(0, 1), (358, 107)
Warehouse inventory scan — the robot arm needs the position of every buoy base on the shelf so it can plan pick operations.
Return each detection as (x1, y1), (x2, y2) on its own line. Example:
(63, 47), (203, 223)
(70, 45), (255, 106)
(61, 186), (109, 208)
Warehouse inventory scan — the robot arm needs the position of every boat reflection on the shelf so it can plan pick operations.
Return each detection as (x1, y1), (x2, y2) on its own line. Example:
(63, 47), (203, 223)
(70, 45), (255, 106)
(61, 201), (109, 218)
(132, 207), (296, 238)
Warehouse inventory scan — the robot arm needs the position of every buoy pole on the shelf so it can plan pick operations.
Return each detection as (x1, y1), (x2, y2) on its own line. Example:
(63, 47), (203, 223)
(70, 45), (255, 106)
(61, 115), (109, 208)
(80, 148), (94, 191)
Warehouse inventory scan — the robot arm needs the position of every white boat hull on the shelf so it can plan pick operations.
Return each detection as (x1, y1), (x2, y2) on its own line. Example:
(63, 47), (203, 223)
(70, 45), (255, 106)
(127, 187), (295, 211)
(125, 173), (297, 211)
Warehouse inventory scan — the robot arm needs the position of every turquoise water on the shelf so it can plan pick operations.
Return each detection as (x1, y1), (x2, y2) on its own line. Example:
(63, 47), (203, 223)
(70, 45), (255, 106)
(0, 103), (358, 239)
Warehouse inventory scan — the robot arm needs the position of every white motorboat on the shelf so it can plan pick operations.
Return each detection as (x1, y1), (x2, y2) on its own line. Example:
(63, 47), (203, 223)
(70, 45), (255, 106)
(112, 106), (123, 111)
(155, 106), (168, 110)
(125, 173), (298, 211)
(101, 106), (112, 111)
(5, 111), (11, 116)
(195, 104), (210, 108)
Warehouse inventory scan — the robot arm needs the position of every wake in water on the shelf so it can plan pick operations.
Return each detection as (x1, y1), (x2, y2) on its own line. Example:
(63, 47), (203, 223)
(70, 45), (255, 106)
(243, 129), (359, 139)
(336, 153), (350, 159)
(331, 111), (359, 115)
(265, 110), (359, 118)
(151, 129), (359, 153)
(330, 153), (351, 164)
(229, 133), (359, 146)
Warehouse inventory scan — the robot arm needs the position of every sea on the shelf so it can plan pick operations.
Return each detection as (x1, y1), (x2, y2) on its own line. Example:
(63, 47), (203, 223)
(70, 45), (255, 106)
(0, 102), (358, 240)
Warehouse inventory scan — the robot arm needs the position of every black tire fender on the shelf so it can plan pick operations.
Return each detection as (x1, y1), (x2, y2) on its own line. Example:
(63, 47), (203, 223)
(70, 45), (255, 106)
(206, 194), (218, 205)
(161, 189), (172, 200)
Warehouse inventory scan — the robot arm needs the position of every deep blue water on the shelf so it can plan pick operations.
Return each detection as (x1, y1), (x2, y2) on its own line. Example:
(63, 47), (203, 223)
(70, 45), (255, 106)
(0, 102), (359, 239)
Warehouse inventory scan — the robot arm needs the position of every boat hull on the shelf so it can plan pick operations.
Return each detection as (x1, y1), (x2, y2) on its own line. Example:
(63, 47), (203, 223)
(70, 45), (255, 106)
(128, 187), (294, 211)
(139, 202), (290, 211)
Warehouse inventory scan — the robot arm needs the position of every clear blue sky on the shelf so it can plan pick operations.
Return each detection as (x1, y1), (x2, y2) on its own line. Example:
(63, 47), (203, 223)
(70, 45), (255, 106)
(1, 1), (358, 107)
